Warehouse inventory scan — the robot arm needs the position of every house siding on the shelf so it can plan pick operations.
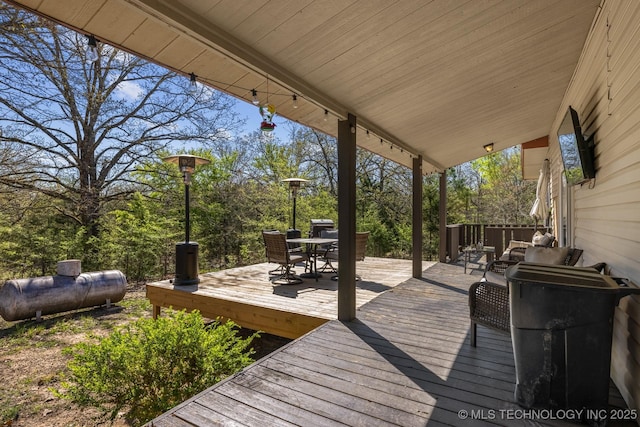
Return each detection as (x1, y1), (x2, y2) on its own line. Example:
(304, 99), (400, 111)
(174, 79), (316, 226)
(548, 0), (640, 414)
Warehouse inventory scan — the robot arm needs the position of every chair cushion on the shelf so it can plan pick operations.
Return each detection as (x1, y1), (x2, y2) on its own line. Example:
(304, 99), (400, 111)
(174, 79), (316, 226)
(524, 246), (570, 265)
(532, 231), (555, 247)
(500, 240), (532, 260)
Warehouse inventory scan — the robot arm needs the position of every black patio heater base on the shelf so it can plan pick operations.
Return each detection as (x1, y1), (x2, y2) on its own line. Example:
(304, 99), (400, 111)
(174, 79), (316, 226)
(174, 242), (199, 286)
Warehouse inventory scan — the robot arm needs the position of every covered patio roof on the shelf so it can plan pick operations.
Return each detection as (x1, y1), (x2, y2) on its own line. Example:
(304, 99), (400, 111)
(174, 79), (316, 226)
(7, 0), (601, 174)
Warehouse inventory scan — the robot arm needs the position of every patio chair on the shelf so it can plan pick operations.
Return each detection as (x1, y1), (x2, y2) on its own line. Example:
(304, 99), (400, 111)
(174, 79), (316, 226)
(483, 246), (586, 284)
(468, 280), (511, 347)
(262, 231), (309, 285)
(324, 231), (369, 281)
(316, 228), (339, 273)
(470, 247), (606, 347)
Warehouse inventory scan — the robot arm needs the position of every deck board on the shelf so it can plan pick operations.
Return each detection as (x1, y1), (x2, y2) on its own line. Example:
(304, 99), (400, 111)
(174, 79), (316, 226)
(148, 261), (634, 426)
(146, 257), (418, 339)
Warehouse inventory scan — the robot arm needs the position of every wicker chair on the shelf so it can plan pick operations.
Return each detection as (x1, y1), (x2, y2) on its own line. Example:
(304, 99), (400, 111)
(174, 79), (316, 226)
(262, 231), (309, 285)
(483, 247), (585, 283)
(469, 280), (511, 347)
(323, 231), (369, 281)
(470, 248), (606, 347)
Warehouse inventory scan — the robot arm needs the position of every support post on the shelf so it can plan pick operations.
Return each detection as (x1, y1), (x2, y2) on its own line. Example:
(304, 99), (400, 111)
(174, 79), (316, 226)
(439, 170), (447, 262)
(412, 155), (423, 278)
(338, 113), (357, 321)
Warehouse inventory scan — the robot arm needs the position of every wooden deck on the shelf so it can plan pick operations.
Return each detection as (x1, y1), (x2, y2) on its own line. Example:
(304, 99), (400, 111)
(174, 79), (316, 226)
(147, 260), (633, 427)
(146, 257), (421, 339)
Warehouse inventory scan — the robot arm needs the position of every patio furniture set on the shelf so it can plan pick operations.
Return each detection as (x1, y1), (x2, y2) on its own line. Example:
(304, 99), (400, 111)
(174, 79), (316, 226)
(262, 220), (369, 285)
(467, 234), (639, 419)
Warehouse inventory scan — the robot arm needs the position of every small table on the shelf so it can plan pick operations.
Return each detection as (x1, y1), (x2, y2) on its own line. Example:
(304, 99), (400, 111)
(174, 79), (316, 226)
(286, 237), (338, 280)
(481, 246), (496, 263)
(462, 246), (475, 274)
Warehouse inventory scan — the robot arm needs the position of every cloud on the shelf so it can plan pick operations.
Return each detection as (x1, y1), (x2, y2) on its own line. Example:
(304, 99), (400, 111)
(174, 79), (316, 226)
(115, 81), (144, 100)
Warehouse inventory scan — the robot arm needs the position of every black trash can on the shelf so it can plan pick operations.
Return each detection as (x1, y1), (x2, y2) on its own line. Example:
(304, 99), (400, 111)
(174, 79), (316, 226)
(505, 263), (640, 415)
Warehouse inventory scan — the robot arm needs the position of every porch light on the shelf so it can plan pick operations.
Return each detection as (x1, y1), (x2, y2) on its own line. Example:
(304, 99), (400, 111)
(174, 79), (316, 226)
(292, 94), (298, 108)
(163, 154), (210, 286)
(324, 109), (329, 121)
(252, 89), (259, 105)
(483, 142), (494, 153)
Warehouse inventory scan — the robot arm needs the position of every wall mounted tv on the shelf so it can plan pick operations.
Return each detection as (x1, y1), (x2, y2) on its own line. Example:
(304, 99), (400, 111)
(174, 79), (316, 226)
(557, 106), (595, 185)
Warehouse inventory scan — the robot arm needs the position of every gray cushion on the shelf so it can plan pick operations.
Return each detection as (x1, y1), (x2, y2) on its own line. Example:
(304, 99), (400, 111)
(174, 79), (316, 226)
(524, 246), (570, 265)
(532, 231), (555, 247)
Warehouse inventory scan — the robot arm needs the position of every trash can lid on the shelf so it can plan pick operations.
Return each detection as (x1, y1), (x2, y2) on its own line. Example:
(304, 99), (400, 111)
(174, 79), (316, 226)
(506, 262), (619, 290)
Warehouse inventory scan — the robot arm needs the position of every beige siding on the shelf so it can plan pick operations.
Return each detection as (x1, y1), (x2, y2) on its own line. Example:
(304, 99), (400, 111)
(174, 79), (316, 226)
(548, 0), (640, 413)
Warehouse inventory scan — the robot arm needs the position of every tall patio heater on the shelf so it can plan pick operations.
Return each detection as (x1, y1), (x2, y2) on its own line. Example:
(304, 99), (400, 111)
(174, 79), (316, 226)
(164, 155), (210, 286)
(282, 178), (307, 230)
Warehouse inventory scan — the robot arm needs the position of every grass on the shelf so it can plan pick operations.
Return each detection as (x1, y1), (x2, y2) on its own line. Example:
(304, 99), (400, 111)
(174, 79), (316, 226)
(0, 284), (287, 426)
(0, 286), (152, 426)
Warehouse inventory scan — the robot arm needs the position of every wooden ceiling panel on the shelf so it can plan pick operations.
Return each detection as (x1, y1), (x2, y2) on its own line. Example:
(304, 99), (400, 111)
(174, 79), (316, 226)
(154, 35), (205, 71)
(85, 1), (147, 45)
(121, 18), (178, 58)
(6, 0), (601, 173)
(38, 0), (104, 28)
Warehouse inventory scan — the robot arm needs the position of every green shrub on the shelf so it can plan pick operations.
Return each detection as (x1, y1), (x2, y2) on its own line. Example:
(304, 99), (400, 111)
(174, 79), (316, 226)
(59, 310), (257, 424)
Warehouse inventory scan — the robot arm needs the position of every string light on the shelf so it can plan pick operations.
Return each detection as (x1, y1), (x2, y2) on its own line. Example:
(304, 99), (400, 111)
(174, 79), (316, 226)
(177, 75), (416, 162)
(189, 73), (197, 94)
(86, 35), (99, 64)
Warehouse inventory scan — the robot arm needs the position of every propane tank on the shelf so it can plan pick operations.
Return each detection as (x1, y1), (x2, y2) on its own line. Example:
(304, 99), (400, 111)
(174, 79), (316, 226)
(0, 270), (127, 321)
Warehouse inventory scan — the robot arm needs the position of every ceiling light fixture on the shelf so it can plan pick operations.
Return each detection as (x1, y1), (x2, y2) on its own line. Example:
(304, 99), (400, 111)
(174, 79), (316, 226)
(292, 94), (298, 109)
(323, 109), (329, 121)
(483, 143), (494, 153)
(251, 89), (259, 105)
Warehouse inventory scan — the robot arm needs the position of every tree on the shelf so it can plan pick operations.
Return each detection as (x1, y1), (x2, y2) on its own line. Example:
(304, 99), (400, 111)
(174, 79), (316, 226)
(0, 5), (242, 251)
(470, 148), (535, 224)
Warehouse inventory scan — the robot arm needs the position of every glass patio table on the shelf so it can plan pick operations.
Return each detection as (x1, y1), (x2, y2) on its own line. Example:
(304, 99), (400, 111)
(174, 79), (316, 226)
(286, 237), (338, 281)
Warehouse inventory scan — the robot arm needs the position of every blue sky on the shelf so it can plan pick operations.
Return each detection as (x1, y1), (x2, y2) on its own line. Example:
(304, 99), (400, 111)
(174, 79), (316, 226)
(231, 97), (292, 141)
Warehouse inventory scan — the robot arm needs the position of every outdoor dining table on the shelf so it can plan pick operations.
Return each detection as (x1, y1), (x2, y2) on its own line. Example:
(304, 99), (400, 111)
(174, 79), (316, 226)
(286, 237), (338, 281)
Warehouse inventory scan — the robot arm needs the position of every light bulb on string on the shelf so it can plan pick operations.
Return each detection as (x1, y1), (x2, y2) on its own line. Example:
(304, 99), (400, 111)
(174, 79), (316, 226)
(86, 35), (99, 64)
(189, 73), (197, 94)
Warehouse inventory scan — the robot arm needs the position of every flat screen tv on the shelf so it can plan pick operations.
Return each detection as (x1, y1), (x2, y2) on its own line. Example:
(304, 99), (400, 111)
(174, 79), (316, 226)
(557, 106), (595, 185)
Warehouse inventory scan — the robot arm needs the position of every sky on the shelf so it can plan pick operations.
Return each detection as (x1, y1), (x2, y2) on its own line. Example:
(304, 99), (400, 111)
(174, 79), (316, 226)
(231, 97), (292, 141)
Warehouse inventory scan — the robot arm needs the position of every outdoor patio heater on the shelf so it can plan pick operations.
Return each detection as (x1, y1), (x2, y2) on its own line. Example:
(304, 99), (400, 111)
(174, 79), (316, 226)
(163, 154), (210, 286)
(282, 177), (307, 231)
(282, 178), (307, 244)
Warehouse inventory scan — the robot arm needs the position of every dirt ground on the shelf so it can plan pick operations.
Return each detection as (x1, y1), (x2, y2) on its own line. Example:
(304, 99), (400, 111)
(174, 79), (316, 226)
(0, 285), (290, 427)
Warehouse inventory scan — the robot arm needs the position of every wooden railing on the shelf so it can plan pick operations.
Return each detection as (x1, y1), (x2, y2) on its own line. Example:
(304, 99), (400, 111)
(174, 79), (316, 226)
(445, 224), (548, 261)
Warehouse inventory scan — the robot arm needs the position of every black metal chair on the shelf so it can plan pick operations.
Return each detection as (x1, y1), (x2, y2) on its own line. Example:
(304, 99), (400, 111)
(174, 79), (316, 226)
(316, 228), (339, 273)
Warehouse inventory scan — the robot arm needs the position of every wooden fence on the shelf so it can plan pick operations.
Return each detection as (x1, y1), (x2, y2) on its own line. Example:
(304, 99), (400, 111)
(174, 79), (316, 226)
(445, 224), (548, 261)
